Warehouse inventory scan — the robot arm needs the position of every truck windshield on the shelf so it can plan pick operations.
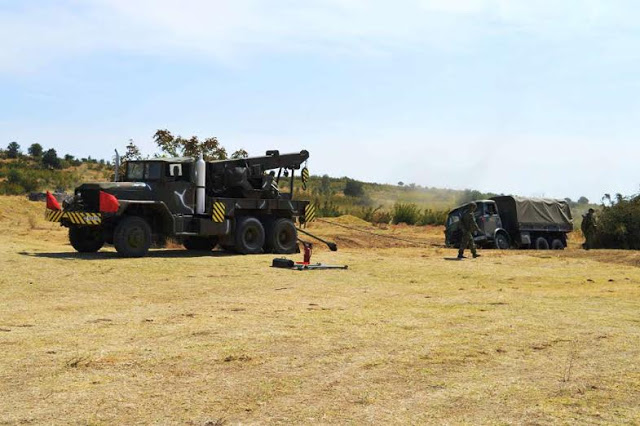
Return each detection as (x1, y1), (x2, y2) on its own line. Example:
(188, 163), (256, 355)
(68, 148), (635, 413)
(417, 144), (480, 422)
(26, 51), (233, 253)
(126, 162), (163, 181)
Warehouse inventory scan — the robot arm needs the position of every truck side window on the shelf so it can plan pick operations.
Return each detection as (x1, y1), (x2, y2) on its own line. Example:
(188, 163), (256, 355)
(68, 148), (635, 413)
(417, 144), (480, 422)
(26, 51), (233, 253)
(486, 203), (498, 215)
(146, 163), (162, 180)
(169, 164), (183, 177)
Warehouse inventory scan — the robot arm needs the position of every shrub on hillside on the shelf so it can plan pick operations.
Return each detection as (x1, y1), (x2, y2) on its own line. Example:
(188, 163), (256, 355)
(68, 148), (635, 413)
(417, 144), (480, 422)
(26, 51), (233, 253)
(317, 200), (342, 217)
(344, 179), (365, 198)
(392, 203), (421, 225)
(419, 209), (448, 226)
(372, 209), (392, 225)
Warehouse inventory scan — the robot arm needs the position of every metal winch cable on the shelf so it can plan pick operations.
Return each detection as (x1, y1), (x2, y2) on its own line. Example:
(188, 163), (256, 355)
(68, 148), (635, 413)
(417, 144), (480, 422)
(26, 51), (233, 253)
(314, 218), (437, 248)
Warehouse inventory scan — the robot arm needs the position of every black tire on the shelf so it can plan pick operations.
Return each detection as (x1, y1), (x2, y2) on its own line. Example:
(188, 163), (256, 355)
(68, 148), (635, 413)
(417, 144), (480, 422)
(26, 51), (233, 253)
(551, 239), (565, 250)
(234, 217), (265, 254)
(113, 216), (152, 258)
(183, 236), (218, 251)
(494, 233), (510, 250)
(69, 226), (105, 253)
(266, 218), (298, 254)
(535, 237), (550, 250)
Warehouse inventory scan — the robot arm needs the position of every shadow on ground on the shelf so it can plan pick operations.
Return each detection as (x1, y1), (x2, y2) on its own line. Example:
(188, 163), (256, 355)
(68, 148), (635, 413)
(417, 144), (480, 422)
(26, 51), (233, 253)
(18, 249), (238, 260)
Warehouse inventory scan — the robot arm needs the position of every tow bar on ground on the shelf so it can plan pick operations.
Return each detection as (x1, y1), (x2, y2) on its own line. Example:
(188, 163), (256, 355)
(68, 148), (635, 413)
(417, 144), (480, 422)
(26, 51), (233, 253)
(272, 229), (347, 271)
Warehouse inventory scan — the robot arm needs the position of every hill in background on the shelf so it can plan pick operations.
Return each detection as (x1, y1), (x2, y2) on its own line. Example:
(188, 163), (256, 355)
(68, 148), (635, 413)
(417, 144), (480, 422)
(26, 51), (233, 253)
(0, 146), (595, 226)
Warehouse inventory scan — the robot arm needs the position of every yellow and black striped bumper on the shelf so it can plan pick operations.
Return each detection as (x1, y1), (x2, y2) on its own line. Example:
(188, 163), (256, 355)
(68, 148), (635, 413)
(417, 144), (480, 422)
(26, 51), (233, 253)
(211, 202), (226, 223)
(45, 209), (102, 226)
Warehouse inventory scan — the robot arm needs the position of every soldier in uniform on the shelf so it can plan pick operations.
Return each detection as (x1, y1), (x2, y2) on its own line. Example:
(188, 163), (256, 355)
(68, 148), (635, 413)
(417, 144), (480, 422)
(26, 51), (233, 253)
(458, 202), (482, 259)
(581, 208), (598, 250)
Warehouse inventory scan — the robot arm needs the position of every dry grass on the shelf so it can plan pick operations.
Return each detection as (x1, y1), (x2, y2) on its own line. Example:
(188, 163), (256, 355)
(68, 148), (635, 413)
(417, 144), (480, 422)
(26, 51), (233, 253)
(1, 196), (639, 424)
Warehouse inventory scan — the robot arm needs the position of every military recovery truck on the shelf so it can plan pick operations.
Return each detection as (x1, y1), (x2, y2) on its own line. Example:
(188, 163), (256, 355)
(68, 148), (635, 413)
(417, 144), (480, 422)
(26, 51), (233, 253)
(45, 150), (316, 257)
(445, 196), (574, 250)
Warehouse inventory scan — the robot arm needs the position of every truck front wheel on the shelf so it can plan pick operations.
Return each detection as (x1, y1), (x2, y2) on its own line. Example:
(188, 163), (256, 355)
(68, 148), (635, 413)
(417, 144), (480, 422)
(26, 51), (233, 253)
(551, 239), (565, 250)
(69, 226), (105, 253)
(235, 217), (265, 254)
(266, 218), (298, 254)
(114, 216), (152, 258)
(494, 233), (510, 250)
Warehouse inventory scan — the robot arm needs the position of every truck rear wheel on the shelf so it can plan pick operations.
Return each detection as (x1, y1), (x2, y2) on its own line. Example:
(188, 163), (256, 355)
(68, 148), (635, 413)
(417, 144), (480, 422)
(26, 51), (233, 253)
(551, 239), (565, 250)
(235, 217), (265, 254)
(494, 233), (510, 250)
(266, 218), (298, 254)
(535, 237), (549, 250)
(183, 236), (218, 251)
(69, 226), (105, 253)
(114, 216), (152, 258)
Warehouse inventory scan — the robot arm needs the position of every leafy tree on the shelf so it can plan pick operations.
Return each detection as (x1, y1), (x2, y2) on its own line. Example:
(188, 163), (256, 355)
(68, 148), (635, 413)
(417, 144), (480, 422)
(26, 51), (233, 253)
(153, 129), (241, 161)
(457, 189), (484, 205)
(7, 142), (21, 159)
(231, 149), (249, 159)
(344, 179), (365, 198)
(122, 139), (142, 162)
(28, 143), (43, 158)
(578, 196), (589, 204)
(398, 181), (404, 187)
(42, 148), (61, 169)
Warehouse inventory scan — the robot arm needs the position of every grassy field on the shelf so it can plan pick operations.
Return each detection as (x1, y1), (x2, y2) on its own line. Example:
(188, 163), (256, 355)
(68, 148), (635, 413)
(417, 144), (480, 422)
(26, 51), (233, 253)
(1, 196), (639, 424)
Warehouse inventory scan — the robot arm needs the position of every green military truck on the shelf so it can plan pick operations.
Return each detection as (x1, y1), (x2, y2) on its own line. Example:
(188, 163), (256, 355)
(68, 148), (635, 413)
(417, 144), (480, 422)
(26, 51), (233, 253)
(45, 150), (315, 257)
(445, 196), (574, 250)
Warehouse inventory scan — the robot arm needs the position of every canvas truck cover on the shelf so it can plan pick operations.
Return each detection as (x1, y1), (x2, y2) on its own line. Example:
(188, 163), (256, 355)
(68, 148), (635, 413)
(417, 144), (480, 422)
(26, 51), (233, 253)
(491, 196), (574, 233)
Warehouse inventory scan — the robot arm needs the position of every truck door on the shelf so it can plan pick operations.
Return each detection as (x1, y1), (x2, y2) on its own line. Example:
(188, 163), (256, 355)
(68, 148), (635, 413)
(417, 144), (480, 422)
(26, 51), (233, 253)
(156, 163), (195, 215)
(481, 201), (500, 237)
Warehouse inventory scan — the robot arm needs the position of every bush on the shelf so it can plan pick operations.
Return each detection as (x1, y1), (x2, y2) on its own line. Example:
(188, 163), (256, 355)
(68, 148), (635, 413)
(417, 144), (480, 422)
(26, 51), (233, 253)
(317, 200), (342, 218)
(392, 203), (421, 225)
(372, 210), (392, 225)
(419, 209), (448, 226)
(595, 194), (640, 249)
(344, 179), (365, 198)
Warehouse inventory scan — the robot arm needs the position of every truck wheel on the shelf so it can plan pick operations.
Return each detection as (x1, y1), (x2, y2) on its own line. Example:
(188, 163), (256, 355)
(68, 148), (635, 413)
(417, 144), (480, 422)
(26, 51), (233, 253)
(235, 217), (265, 254)
(183, 236), (218, 251)
(69, 226), (105, 253)
(494, 233), (510, 250)
(551, 239), (565, 250)
(535, 237), (549, 250)
(266, 218), (298, 254)
(114, 216), (152, 258)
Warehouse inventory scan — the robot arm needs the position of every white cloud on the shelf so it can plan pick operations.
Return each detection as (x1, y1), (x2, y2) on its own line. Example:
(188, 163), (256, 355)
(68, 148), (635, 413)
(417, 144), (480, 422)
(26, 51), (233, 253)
(0, 0), (638, 72)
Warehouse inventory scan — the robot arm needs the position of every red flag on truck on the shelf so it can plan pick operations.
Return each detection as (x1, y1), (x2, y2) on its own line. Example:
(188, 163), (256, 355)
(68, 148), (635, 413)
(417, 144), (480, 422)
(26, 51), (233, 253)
(99, 191), (120, 213)
(46, 191), (61, 210)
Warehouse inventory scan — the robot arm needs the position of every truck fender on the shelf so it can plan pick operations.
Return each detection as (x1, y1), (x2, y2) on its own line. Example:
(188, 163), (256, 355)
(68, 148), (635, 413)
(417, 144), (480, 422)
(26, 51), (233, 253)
(119, 201), (175, 234)
(493, 228), (509, 241)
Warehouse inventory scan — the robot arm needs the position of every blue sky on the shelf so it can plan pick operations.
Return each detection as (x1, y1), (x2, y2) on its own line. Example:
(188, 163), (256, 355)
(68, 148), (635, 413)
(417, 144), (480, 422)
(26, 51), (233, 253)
(1, 0), (639, 202)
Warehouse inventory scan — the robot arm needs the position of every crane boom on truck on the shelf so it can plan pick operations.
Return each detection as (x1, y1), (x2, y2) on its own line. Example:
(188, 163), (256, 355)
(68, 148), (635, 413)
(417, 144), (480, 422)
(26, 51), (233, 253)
(44, 150), (316, 257)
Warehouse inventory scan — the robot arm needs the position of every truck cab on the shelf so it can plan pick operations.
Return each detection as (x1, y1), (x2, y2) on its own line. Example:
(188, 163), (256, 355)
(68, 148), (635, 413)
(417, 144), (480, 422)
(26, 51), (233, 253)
(445, 200), (510, 249)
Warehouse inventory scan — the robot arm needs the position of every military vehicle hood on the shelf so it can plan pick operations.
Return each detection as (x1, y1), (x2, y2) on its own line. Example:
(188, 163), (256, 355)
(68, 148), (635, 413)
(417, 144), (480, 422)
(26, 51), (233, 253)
(76, 182), (153, 201)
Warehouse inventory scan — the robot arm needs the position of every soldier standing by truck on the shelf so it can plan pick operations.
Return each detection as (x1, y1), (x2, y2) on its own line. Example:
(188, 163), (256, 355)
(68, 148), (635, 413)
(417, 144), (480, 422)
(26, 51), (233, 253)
(581, 208), (598, 250)
(458, 202), (482, 259)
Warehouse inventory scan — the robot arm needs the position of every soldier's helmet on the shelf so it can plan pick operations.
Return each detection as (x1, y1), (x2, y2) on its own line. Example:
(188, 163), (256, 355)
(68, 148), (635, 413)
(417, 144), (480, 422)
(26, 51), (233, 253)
(469, 202), (477, 210)
(588, 208), (595, 214)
